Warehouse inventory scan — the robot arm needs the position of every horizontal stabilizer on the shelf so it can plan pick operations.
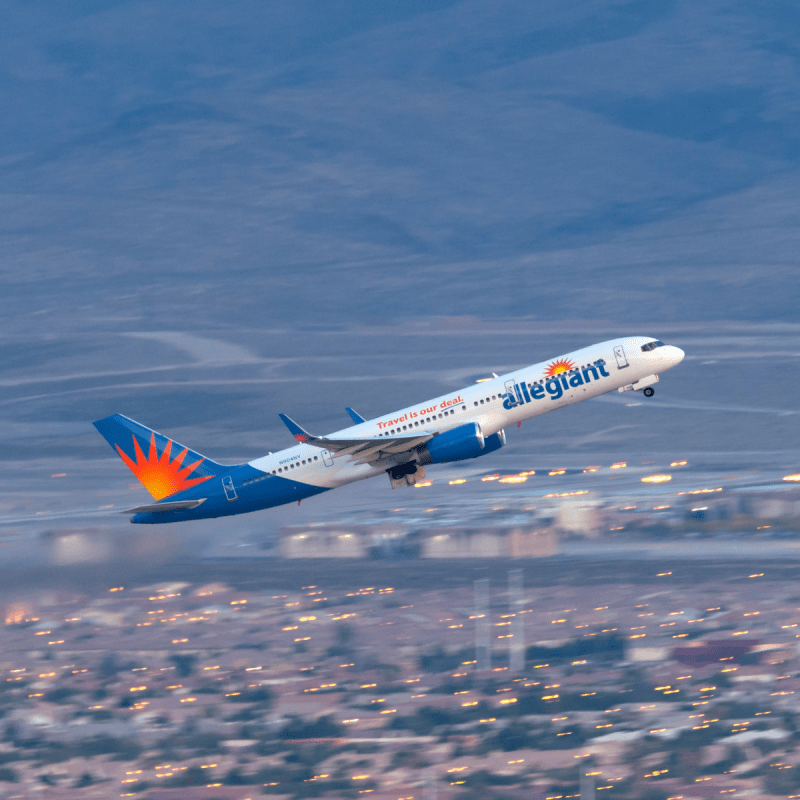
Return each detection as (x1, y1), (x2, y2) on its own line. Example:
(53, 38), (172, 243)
(345, 407), (366, 424)
(123, 499), (207, 514)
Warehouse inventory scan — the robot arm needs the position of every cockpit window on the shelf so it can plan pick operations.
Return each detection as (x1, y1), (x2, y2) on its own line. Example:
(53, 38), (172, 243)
(641, 341), (666, 352)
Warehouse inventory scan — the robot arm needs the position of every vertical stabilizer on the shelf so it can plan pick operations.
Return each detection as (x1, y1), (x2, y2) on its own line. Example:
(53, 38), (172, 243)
(93, 414), (225, 500)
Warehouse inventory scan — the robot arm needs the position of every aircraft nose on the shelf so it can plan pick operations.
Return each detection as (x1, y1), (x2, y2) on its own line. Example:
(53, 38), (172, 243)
(669, 346), (685, 365)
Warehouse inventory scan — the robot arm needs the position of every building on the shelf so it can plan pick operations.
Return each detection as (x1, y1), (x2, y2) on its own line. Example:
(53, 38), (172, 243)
(280, 524), (406, 558)
(279, 524), (558, 558)
(420, 526), (557, 558)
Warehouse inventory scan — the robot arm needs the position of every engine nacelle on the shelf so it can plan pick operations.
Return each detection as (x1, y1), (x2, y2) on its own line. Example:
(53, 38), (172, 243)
(420, 423), (505, 464)
(482, 428), (506, 455)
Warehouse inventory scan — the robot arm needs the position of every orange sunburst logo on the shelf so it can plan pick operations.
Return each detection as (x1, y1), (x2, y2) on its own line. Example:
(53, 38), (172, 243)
(544, 358), (576, 377)
(115, 433), (212, 501)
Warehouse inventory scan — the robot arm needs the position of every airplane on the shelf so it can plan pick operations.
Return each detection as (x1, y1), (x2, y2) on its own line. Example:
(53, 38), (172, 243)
(94, 336), (684, 523)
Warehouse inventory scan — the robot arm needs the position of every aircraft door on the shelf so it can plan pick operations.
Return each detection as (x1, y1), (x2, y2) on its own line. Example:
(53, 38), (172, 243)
(613, 345), (629, 369)
(504, 380), (518, 406)
(321, 449), (334, 467)
(222, 475), (238, 501)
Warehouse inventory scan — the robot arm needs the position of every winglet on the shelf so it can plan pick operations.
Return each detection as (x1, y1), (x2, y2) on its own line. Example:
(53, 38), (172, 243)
(278, 414), (316, 443)
(345, 407), (366, 424)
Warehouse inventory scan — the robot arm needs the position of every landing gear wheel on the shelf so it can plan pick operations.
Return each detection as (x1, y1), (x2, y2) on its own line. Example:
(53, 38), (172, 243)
(643, 387), (655, 398)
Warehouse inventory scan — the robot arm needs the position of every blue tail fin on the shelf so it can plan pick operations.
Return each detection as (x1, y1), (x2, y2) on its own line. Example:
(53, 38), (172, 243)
(93, 414), (226, 501)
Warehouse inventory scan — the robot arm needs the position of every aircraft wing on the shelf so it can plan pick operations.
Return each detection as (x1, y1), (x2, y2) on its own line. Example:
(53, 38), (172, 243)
(279, 414), (434, 465)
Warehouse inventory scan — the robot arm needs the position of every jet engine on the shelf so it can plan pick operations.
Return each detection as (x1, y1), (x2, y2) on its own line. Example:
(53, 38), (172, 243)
(418, 423), (505, 465)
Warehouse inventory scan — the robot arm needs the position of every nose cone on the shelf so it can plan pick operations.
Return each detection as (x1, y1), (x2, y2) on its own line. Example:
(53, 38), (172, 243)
(667, 345), (685, 367)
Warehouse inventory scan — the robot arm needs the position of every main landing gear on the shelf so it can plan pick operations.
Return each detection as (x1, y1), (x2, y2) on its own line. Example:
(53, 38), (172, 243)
(387, 461), (427, 488)
(643, 387), (655, 398)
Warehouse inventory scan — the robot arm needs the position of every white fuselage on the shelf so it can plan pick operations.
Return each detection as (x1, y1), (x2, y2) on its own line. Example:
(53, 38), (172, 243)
(248, 336), (684, 490)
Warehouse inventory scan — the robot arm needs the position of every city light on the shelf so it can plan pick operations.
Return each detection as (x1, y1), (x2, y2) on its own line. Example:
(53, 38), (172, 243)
(12, 465), (799, 796)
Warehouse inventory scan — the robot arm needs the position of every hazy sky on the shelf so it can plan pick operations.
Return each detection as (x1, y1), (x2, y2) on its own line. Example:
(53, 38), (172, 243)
(1, 1), (798, 530)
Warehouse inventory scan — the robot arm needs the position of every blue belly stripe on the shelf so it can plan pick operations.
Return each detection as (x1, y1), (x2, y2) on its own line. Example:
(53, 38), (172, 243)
(131, 466), (329, 523)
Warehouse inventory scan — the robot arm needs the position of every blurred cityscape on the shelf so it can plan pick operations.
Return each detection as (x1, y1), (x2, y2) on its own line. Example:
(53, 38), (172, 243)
(0, 457), (798, 799)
